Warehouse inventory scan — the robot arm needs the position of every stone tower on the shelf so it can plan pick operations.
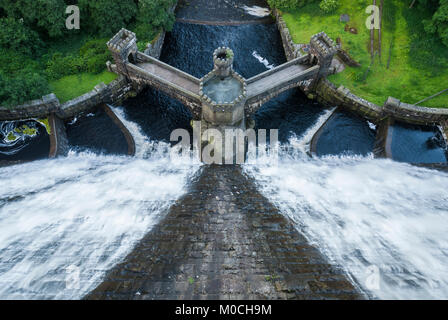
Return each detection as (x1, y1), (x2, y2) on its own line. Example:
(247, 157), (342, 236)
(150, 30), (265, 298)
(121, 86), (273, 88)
(197, 48), (248, 164)
(309, 32), (337, 90)
(213, 47), (234, 79)
(106, 28), (138, 76)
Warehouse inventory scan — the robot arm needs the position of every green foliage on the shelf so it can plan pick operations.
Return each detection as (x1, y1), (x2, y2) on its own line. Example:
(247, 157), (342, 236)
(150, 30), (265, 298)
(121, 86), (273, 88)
(46, 38), (111, 79)
(79, 0), (137, 37)
(422, 0), (448, 47)
(0, 18), (42, 56)
(135, 0), (176, 42)
(319, 0), (339, 13)
(49, 71), (117, 103)
(267, 0), (318, 9)
(281, 0), (448, 108)
(0, 0), (66, 38)
(0, 71), (50, 107)
(0, 0), (179, 107)
(79, 39), (111, 74)
(46, 53), (85, 79)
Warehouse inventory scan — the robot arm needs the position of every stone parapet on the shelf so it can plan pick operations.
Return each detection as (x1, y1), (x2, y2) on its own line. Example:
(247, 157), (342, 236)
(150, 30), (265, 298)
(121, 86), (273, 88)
(0, 94), (60, 121)
(0, 76), (135, 121)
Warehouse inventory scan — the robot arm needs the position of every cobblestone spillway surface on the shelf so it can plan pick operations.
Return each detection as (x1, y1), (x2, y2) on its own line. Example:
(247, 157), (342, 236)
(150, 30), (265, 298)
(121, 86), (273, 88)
(86, 165), (362, 300)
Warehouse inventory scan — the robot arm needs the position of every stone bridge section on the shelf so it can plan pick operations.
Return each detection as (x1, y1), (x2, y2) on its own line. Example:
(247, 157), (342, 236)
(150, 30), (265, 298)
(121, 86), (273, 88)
(86, 166), (363, 300)
(107, 29), (203, 119)
(245, 56), (319, 115)
(106, 29), (336, 124)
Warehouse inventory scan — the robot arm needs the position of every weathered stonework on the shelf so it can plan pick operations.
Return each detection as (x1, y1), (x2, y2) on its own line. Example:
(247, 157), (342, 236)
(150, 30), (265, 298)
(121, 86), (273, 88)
(86, 165), (363, 300)
(48, 113), (69, 158)
(316, 80), (383, 121)
(373, 117), (393, 159)
(273, 9), (303, 60)
(0, 94), (60, 121)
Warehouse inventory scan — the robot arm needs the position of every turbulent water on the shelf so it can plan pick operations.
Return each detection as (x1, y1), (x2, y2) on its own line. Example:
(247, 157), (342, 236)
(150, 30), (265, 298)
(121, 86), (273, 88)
(0, 113), (200, 299)
(0, 120), (50, 161)
(1, 20), (447, 301)
(244, 128), (448, 300)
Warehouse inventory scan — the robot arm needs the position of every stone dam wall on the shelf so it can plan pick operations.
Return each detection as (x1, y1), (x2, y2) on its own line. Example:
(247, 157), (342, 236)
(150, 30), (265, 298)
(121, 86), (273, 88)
(0, 76), (134, 121)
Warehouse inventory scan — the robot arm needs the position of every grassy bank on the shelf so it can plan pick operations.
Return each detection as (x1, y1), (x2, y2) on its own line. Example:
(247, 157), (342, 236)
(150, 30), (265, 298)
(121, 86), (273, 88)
(49, 71), (118, 103)
(281, 0), (448, 108)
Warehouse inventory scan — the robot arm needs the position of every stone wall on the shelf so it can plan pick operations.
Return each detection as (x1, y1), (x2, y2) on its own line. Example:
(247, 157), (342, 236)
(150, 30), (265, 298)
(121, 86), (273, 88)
(57, 76), (134, 119)
(144, 32), (166, 59)
(383, 97), (448, 125)
(273, 9), (302, 61)
(316, 80), (383, 121)
(0, 76), (134, 121)
(0, 94), (60, 121)
(372, 117), (393, 159)
(48, 113), (69, 158)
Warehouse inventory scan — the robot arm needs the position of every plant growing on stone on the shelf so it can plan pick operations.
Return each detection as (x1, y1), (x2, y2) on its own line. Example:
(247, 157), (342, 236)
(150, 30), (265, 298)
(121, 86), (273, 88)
(226, 49), (234, 60)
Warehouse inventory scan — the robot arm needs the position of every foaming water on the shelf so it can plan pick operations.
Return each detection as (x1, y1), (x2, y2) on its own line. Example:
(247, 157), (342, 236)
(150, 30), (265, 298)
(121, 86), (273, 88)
(0, 115), (200, 299)
(245, 135), (448, 299)
(0, 120), (50, 161)
(242, 5), (271, 17)
(252, 51), (275, 70)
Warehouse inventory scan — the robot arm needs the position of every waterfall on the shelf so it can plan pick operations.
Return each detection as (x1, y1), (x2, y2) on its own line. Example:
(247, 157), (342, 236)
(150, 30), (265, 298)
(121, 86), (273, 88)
(0, 116), (200, 299)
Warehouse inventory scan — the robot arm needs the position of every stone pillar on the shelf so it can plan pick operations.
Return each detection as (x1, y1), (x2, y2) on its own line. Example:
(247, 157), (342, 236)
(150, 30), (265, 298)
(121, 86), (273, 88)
(197, 48), (248, 164)
(107, 29), (138, 77)
(213, 47), (234, 79)
(309, 32), (337, 91)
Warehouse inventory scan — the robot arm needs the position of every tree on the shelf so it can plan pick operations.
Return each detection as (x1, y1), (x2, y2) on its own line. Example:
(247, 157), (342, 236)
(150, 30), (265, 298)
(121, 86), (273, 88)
(0, 17), (42, 56)
(0, 71), (50, 107)
(0, 0), (66, 38)
(423, 0), (448, 47)
(135, 0), (176, 42)
(78, 0), (137, 37)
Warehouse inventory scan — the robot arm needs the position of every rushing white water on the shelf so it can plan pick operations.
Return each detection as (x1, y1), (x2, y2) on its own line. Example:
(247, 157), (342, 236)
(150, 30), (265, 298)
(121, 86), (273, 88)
(242, 5), (271, 18)
(244, 125), (448, 299)
(252, 51), (275, 70)
(0, 111), (200, 299)
(289, 108), (336, 155)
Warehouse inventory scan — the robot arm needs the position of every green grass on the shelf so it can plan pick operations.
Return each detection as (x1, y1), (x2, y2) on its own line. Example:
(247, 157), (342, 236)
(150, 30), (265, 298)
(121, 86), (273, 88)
(50, 71), (118, 103)
(281, 0), (448, 108)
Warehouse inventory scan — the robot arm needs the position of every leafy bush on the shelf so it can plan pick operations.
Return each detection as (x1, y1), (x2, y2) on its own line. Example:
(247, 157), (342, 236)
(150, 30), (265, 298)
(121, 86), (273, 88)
(319, 0), (339, 13)
(135, 0), (176, 42)
(79, 39), (111, 74)
(0, 18), (42, 56)
(423, 0), (448, 47)
(79, 0), (138, 37)
(0, 0), (66, 38)
(46, 53), (86, 80)
(46, 39), (111, 79)
(0, 71), (50, 108)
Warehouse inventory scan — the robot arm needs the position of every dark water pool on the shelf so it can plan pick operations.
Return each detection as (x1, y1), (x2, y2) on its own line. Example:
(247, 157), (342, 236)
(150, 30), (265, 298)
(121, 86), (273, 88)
(0, 120), (50, 162)
(390, 122), (447, 164)
(66, 107), (128, 155)
(314, 110), (376, 157)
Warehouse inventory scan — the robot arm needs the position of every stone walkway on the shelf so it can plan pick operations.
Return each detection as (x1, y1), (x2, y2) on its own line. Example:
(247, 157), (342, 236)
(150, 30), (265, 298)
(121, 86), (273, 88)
(176, 0), (273, 25)
(86, 166), (363, 300)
